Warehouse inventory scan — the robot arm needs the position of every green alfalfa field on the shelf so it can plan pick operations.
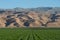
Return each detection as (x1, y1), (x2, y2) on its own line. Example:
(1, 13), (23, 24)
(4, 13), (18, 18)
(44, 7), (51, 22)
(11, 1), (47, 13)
(0, 28), (60, 40)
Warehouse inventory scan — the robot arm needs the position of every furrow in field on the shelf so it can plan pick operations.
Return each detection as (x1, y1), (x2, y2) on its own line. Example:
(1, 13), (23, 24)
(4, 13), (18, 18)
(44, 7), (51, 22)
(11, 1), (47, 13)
(23, 31), (30, 40)
(18, 31), (27, 40)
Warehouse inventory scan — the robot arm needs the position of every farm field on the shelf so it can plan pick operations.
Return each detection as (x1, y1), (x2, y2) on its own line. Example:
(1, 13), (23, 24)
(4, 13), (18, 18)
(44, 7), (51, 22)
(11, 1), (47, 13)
(0, 28), (60, 40)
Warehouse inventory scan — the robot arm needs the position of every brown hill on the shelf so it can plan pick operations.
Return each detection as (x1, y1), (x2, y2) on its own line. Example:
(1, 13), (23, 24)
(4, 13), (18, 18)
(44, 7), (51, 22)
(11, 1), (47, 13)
(0, 7), (60, 28)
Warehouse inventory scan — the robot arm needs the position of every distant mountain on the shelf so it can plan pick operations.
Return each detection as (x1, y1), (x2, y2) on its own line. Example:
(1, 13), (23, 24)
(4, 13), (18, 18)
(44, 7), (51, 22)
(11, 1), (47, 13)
(0, 7), (60, 13)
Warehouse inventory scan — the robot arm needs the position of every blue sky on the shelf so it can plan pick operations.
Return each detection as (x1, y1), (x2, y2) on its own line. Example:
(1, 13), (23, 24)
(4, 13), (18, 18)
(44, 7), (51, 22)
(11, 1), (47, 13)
(0, 0), (60, 9)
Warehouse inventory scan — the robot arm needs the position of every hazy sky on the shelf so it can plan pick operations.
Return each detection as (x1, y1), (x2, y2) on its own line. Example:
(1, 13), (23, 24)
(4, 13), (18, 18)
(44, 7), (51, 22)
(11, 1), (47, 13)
(0, 0), (60, 9)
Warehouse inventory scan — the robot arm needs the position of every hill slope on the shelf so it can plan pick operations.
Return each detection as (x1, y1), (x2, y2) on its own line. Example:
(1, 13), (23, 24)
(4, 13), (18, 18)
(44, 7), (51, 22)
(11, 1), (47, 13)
(0, 7), (60, 28)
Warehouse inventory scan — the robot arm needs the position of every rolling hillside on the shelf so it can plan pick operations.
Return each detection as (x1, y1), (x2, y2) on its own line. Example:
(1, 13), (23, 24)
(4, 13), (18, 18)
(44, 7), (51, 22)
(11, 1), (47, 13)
(0, 7), (60, 28)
